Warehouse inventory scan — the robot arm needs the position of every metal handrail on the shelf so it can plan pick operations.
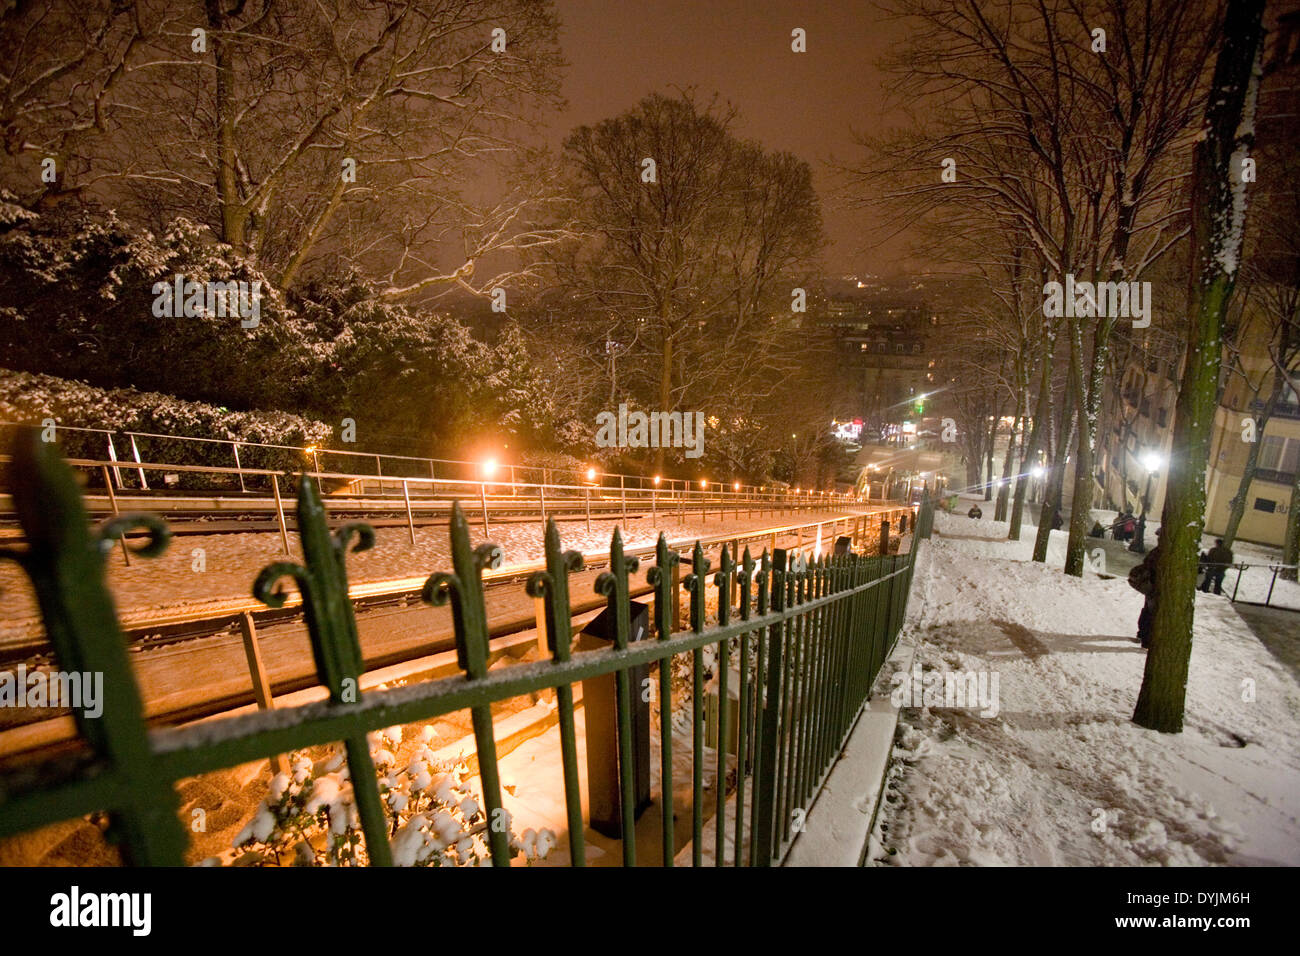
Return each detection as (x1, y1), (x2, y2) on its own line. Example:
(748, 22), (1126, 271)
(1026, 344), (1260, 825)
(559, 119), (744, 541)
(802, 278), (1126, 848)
(0, 421), (840, 497)
(0, 452), (888, 556)
(1224, 560), (1300, 609)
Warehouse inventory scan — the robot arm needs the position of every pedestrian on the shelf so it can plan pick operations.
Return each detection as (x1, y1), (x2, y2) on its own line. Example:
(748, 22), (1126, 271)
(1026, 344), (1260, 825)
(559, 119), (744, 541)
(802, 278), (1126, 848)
(1127, 528), (1162, 648)
(1128, 513), (1149, 553)
(1051, 509), (1063, 531)
(1199, 537), (1234, 595)
(968, 504), (982, 519)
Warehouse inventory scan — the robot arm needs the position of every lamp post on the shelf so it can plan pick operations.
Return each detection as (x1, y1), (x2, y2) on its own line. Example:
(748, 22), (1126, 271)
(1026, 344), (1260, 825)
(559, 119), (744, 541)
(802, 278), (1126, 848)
(1131, 451), (1164, 554)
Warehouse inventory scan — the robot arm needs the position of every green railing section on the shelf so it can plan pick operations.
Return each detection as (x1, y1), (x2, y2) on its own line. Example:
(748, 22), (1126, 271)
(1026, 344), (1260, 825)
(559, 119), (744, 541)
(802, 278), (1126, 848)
(0, 431), (933, 866)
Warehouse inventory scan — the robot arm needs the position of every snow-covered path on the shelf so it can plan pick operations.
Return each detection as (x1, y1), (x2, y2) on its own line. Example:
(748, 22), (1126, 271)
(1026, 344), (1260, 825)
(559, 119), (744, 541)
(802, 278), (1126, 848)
(868, 511), (1300, 867)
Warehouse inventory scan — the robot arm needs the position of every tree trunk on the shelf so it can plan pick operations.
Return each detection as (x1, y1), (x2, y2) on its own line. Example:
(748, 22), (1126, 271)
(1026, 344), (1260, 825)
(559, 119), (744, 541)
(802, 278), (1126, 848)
(984, 413), (997, 501)
(1135, 0), (1264, 733)
(207, 0), (247, 253)
(656, 327), (672, 474)
(1010, 353), (1052, 541)
(1033, 381), (1074, 563)
(995, 413), (1020, 521)
(1283, 465), (1300, 581)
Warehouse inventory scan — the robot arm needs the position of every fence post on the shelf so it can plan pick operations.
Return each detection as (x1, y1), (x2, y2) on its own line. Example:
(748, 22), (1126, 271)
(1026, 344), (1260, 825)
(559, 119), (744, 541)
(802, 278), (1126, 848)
(129, 434), (148, 490)
(232, 441), (247, 493)
(880, 520), (890, 556)
(649, 534), (679, 866)
(253, 474), (392, 865)
(5, 433), (187, 864)
(237, 612), (288, 775)
(105, 433), (125, 489)
(402, 479), (416, 545)
(101, 465), (131, 566)
(271, 473), (291, 555)
(525, 519), (588, 866)
(751, 548), (788, 866)
(480, 481), (490, 536)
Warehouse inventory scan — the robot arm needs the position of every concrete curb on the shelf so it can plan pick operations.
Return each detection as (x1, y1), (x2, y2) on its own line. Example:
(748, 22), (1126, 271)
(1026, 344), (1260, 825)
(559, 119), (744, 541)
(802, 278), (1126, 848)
(783, 540), (933, 867)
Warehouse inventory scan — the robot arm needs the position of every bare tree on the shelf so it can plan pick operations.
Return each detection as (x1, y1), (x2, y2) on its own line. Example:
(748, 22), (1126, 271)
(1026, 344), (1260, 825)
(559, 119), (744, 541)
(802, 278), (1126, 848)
(556, 93), (824, 473)
(1134, 0), (1265, 734)
(2, 0), (572, 301)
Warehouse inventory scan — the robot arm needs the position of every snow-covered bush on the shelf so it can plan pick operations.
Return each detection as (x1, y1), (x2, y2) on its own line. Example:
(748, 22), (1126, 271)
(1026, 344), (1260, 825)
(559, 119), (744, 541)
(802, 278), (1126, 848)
(0, 203), (562, 462)
(233, 727), (556, 867)
(0, 369), (332, 478)
(0, 210), (309, 413)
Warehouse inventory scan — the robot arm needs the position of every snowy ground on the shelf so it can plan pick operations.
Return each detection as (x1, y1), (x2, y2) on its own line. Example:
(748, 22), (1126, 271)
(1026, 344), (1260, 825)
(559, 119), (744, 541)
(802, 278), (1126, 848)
(867, 505), (1300, 866)
(950, 500), (1300, 610)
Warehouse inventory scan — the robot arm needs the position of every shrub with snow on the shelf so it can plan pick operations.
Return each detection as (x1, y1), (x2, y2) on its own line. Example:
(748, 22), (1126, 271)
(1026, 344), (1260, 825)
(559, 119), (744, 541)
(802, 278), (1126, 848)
(233, 728), (556, 867)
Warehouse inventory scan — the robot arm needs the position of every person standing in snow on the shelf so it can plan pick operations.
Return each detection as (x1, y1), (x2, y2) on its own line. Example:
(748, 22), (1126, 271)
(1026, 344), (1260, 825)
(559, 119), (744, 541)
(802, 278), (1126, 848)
(1199, 538), (1234, 595)
(1128, 512), (1149, 553)
(1051, 509), (1063, 531)
(1127, 528), (1162, 648)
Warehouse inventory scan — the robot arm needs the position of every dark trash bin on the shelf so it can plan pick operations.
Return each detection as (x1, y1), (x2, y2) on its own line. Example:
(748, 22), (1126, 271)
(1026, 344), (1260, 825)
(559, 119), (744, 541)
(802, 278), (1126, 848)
(578, 599), (652, 838)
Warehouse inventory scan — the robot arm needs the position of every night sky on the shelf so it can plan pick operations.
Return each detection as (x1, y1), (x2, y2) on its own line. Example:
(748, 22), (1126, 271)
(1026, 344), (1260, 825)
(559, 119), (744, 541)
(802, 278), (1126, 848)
(549, 0), (911, 277)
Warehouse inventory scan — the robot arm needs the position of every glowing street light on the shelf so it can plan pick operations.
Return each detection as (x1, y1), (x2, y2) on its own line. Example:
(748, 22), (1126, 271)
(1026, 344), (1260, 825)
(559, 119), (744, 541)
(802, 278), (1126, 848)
(700, 479), (708, 489)
(1139, 451), (1166, 519)
(653, 475), (661, 486)
(586, 467), (597, 482)
(1031, 466), (1045, 478)
(481, 457), (499, 480)
(733, 481), (741, 492)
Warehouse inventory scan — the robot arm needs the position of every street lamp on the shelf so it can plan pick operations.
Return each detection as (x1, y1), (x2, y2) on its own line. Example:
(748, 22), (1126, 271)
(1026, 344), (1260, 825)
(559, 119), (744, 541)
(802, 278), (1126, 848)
(1140, 451), (1165, 515)
(1131, 451), (1166, 554)
(481, 457), (498, 480)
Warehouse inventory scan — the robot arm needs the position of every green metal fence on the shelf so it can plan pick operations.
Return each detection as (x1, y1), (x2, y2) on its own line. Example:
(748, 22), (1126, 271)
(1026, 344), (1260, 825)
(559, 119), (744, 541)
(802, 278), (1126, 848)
(0, 431), (933, 867)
